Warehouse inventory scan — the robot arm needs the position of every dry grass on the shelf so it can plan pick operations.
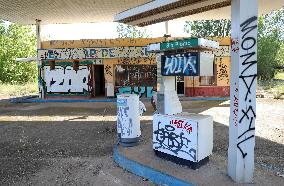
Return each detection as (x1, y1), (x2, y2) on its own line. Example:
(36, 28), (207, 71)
(0, 82), (38, 99)
(274, 72), (284, 80)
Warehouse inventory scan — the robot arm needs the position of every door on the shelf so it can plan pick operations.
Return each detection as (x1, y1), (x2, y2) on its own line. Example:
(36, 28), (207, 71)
(94, 65), (105, 96)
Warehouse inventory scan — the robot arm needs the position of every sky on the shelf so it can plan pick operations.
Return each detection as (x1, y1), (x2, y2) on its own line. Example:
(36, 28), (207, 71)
(41, 20), (190, 40)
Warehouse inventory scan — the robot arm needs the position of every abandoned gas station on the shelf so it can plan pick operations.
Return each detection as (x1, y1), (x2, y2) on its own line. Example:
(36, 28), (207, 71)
(37, 37), (231, 99)
(0, 0), (283, 185)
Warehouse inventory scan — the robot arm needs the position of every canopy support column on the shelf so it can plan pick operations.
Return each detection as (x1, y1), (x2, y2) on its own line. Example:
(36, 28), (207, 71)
(165, 21), (169, 35)
(228, 0), (258, 183)
(36, 19), (44, 99)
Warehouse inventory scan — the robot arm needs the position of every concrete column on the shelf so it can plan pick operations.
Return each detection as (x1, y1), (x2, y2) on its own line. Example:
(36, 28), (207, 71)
(228, 0), (258, 183)
(156, 53), (182, 115)
(36, 19), (44, 99)
(165, 21), (169, 35)
(36, 20), (41, 51)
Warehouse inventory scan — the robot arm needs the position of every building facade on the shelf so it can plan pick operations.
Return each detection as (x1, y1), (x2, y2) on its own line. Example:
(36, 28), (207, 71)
(185, 37), (230, 97)
(38, 37), (230, 99)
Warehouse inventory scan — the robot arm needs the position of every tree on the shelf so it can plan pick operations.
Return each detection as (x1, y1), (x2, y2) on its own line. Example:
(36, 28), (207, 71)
(257, 8), (283, 80)
(0, 21), (37, 83)
(117, 23), (151, 38)
(184, 8), (284, 80)
(276, 43), (284, 69)
(184, 19), (231, 37)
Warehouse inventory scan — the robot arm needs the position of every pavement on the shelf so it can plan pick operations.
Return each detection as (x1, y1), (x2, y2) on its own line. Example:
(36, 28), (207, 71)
(0, 98), (283, 185)
(116, 125), (284, 186)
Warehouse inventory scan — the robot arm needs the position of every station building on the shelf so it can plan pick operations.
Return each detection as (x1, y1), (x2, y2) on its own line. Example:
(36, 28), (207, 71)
(38, 37), (230, 99)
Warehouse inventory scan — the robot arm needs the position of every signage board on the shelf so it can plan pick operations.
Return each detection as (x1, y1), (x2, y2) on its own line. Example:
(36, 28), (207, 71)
(160, 38), (198, 51)
(161, 52), (199, 76)
(38, 46), (153, 60)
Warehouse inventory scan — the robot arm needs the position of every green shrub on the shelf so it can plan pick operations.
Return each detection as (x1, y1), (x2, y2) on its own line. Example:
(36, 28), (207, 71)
(0, 21), (37, 84)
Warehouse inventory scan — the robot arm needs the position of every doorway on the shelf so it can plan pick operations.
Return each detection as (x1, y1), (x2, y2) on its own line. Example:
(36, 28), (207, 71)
(176, 76), (185, 95)
(94, 65), (105, 97)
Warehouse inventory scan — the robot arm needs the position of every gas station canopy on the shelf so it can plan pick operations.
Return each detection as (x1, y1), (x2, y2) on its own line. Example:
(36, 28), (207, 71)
(0, 0), (282, 25)
(115, 0), (283, 26)
(0, 0), (151, 25)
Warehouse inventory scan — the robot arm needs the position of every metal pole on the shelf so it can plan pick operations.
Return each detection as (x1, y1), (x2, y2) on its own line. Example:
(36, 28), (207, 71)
(165, 21), (169, 35)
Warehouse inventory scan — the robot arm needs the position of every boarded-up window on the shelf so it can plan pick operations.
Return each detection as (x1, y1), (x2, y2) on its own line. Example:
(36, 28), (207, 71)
(199, 62), (217, 86)
(199, 76), (215, 86)
(115, 65), (157, 87)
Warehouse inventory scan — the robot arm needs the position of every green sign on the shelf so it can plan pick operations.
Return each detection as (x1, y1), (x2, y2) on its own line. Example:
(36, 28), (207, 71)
(160, 38), (198, 51)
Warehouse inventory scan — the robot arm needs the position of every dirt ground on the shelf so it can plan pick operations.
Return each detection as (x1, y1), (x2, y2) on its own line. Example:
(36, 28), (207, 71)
(0, 98), (283, 185)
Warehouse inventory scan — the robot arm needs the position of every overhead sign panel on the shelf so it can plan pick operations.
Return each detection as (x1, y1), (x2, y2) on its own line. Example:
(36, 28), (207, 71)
(161, 52), (199, 76)
(147, 38), (219, 53)
(160, 38), (199, 51)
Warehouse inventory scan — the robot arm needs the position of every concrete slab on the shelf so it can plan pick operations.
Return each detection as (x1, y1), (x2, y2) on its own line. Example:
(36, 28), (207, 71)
(115, 138), (284, 186)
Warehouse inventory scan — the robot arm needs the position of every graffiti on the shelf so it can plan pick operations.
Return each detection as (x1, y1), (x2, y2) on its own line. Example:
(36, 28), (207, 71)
(115, 65), (157, 87)
(239, 16), (258, 101)
(115, 86), (156, 98)
(153, 115), (198, 162)
(217, 58), (229, 84)
(231, 38), (239, 53)
(117, 57), (156, 65)
(170, 120), (192, 134)
(44, 38), (164, 49)
(117, 106), (133, 137)
(233, 85), (239, 126)
(105, 65), (113, 76)
(38, 46), (155, 60)
(153, 122), (196, 161)
(146, 87), (156, 98)
(237, 104), (256, 158)
(204, 45), (230, 57)
(237, 16), (258, 159)
(161, 53), (199, 76)
(93, 59), (103, 65)
(116, 87), (131, 95)
(133, 87), (146, 97)
(239, 74), (257, 101)
(117, 98), (127, 107)
(237, 135), (255, 159)
(238, 105), (256, 139)
(43, 66), (90, 94)
(215, 45), (230, 57)
(48, 40), (75, 47)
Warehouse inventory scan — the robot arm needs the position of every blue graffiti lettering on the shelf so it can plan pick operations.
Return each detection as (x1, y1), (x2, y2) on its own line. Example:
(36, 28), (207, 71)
(116, 86), (156, 98)
(162, 53), (199, 76)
